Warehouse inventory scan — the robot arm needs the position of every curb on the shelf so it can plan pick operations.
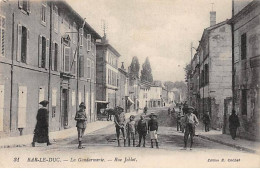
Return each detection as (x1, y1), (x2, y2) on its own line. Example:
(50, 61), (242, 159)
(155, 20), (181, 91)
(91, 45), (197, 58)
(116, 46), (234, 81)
(197, 134), (257, 154)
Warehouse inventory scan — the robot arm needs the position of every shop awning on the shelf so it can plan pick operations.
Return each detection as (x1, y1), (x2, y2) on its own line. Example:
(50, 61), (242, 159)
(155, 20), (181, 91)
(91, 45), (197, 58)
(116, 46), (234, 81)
(127, 97), (135, 104)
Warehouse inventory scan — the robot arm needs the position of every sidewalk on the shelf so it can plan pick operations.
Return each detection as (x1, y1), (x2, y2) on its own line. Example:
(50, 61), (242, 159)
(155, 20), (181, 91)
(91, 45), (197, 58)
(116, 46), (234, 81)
(195, 121), (260, 154)
(0, 110), (140, 149)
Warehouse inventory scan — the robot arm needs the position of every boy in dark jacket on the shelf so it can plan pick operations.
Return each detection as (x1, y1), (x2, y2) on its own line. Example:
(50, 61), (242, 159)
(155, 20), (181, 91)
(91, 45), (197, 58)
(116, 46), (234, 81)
(148, 113), (159, 148)
(136, 115), (148, 147)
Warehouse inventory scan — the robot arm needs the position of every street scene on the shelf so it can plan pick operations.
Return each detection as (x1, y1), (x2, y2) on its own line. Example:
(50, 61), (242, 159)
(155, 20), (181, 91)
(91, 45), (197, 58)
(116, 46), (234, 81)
(0, 0), (260, 168)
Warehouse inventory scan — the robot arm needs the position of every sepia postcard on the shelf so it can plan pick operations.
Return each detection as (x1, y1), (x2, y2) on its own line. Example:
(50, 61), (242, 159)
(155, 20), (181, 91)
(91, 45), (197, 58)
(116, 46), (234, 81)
(0, 0), (260, 168)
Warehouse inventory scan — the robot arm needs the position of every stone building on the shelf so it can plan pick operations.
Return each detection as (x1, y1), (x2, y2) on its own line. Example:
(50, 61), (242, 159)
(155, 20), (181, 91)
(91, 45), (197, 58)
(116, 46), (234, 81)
(0, 1), (101, 137)
(188, 11), (232, 129)
(96, 35), (120, 109)
(116, 62), (129, 112)
(228, 0), (260, 140)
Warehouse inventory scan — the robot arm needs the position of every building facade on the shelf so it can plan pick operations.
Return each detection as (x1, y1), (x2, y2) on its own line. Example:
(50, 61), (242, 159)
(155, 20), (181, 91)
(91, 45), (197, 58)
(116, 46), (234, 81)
(96, 36), (120, 110)
(228, 0), (260, 140)
(0, 0), (100, 137)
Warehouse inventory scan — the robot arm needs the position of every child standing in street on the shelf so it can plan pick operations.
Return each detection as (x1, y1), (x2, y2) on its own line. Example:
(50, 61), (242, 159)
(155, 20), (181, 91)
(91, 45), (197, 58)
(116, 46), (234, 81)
(148, 113), (159, 148)
(136, 115), (148, 147)
(126, 115), (136, 147)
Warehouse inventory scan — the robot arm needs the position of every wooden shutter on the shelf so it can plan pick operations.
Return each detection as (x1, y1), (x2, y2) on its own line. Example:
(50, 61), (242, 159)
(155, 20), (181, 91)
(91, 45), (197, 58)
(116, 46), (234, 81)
(18, 86), (27, 128)
(72, 91), (75, 106)
(85, 92), (89, 114)
(38, 35), (42, 67)
(17, 24), (22, 61)
(18, 0), (22, 9)
(26, 28), (29, 62)
(0, 85), (4, 132)
(79, 28), (83, 47)
(64, 47), (70, 72)
(79, 55), (84, 77)
(27, 1), (31, 13)
(78, 92), (82, 104)
(87, 34), (91, 51)
(45, 38), (49, 69)
(51, 42), (55, 70)
(52, 88), (57, 106)
(91, 92), (94, 114)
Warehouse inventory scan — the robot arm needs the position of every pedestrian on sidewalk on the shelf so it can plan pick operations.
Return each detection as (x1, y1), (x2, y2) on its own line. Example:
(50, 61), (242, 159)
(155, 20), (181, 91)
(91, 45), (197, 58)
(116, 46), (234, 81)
(114, 106), (126, 147)
(136, 115), (148, 147)
(32, 100), (52, 147)
(229, 110), (240, 140)
(168, 107), (171, 115)
(148, 113), (159, 149)
(75, 102), (87, 149)
(144, 106), (148, 115)
(203, 111), (211, 132)
(183, 106), (199, 150)
(171, 107), (175, 116)
(126, 115), (136, 147)
(177, 111), (182, 131)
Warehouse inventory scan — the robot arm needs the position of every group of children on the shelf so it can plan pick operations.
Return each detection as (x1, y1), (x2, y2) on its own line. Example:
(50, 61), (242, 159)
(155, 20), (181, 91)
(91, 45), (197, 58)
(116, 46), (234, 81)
(115, 109), (159, 149)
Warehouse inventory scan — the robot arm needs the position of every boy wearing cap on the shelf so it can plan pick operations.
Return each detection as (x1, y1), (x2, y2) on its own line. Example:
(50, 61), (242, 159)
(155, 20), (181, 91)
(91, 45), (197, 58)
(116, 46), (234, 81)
(148, 113), (159, 148)
(114, 106), (126, 147)
(183, 106), (199, 150)
(126, 115), (136, 147)
(32, 100), (51, 147)
(136, 115), (148, 147)
(75, 102), (87, 149)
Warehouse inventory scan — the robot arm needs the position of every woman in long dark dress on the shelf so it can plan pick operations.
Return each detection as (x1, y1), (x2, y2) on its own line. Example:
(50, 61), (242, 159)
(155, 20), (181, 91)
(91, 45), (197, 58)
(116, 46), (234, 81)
(32, 100), (51, 147)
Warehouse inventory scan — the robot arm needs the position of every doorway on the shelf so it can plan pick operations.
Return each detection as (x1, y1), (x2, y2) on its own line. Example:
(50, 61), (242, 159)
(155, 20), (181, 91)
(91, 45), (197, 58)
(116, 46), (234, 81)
(62, 89), (68, 128)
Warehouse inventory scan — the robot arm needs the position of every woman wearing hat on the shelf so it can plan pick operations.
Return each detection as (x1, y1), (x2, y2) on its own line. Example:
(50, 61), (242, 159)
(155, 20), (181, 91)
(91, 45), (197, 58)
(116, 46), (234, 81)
(75, 102), (88, 149)
(32, 100), (51, 147)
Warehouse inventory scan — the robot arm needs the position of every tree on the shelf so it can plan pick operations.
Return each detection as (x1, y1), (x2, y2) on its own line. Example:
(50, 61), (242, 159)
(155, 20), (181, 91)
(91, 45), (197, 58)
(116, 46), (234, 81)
(140, 57), (153, 83)
(129, 56), (140, 84)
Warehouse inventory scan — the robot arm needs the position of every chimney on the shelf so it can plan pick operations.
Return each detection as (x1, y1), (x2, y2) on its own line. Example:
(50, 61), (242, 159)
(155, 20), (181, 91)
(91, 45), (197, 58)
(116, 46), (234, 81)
(210, 11), (216, 26)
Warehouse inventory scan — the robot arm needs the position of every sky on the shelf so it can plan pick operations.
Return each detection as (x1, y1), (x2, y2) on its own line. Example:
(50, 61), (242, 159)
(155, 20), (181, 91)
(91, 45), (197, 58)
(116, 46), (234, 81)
(67, 0), (232, 83)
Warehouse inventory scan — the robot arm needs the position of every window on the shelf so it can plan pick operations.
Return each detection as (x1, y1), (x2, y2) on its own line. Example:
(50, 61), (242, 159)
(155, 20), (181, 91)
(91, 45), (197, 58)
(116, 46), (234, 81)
(241, 33), (247, 60)
(91, 60), (94, 80)
(72, 90), (75, 106)
(86, 59), (91, 79)
(51, 42), (58, 71)
(18, 86), (27, 128)
(64, 47), (70, 72)
(71, 50), (77, 75)
(72, 22), (77, 44)
(204, 64), (209, 85)
(41, 3), (47, 25)
(53, 6), (58, 33)
(0, 16), (5, 57)
(241, 89), (247, 115)
(87, 34), (91, 51)
(18, 0), (30, 14)
(200, 69), (204, 87)
(38, 35), (49, 68)
(79, 28), (83, 47)
(79, 55), (84, 77)
(17, 24), (29, 63)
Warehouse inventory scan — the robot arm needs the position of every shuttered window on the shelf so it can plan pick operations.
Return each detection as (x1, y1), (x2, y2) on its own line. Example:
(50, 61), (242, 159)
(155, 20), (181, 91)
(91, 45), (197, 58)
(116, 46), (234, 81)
(18, 0), (31, 14)
(0, 85), (4, 132)
(78, 92), (82, 104)
(51, 42), (58, 71)
(18, 86), (27, 128)
(72, 90), (75, 106)
(87, 34), (91, 51)
(41, 3), (47, 25)
(91, 92), (94, 114)
(85, 92), (89, 114)
(241, 33), (247, 60)
(0, 16), (5, 57)
(87, 59), (91, 79)
(79, 55), (84, 77)
(91, 60), (94, 81)
(64, 47), (70, 73)
(53, 6), (58, 33)
(38, 35), (49, 68)
(52, 88), (57, 107)
(17, 24), (29, 63)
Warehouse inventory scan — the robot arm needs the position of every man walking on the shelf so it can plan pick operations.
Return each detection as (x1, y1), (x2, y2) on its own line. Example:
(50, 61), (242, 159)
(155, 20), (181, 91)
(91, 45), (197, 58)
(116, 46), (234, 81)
(229, 110), (240, 140)
(183, 106), (199, 150)
(203, 111), (211, 132)
(114, 106), (126, 147)
(75, 102), (87, 149)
